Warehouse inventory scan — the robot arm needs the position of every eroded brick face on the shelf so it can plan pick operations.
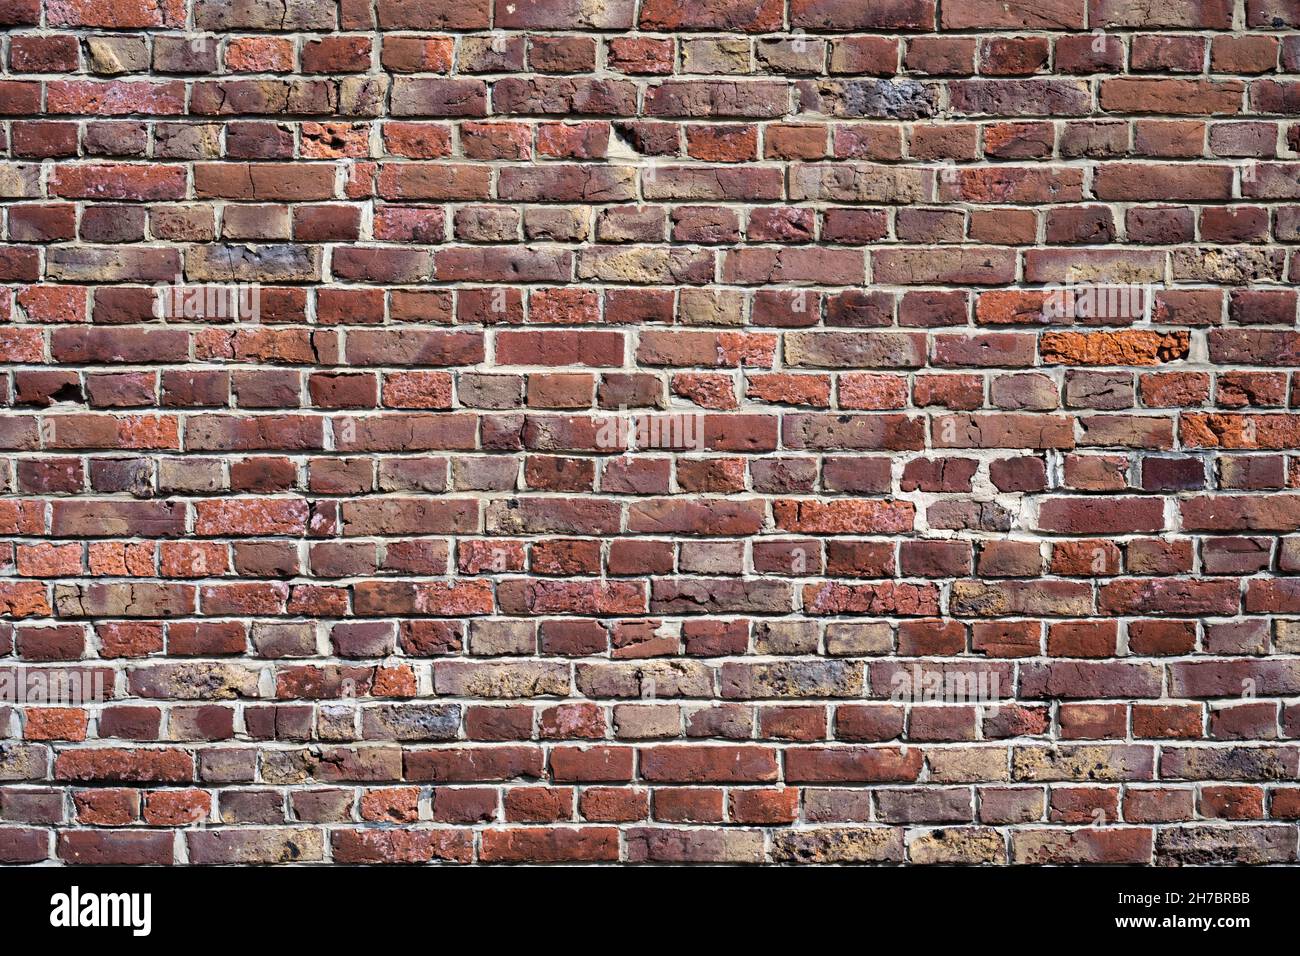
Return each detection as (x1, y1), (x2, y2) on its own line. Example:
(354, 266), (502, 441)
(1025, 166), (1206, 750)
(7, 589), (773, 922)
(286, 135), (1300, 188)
(1, 0), (1300, 866)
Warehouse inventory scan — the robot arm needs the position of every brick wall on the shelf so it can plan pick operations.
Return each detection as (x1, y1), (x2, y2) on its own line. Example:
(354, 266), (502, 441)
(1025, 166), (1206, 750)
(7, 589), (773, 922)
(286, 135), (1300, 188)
(2, 0), (1300, 866)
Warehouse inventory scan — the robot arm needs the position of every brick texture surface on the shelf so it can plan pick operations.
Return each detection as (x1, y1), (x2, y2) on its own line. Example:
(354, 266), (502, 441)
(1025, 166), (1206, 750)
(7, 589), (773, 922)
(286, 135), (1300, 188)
(2, 0), (1300, 866)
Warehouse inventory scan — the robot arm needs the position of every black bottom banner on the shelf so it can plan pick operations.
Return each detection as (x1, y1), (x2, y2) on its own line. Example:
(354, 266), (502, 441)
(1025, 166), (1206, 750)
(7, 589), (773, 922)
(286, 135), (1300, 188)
(0, 863), (1280, 944)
